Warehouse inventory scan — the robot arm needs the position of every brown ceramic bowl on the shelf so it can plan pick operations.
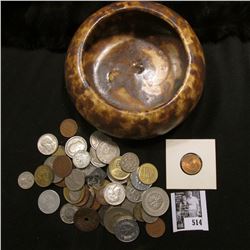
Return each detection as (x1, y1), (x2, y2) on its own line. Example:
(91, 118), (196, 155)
(65, 1), (205, 139)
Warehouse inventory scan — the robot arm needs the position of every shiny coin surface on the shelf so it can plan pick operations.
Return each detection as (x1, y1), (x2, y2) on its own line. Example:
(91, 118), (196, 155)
(130, 169), (151, 191)
(141, 208), (158, 223)
(145, 218), (166, 238)
(96, 141), (120, 164)
(34, 165), (54, 187)
(108, 157), (130, 181)
(60, 203), (79, 224)
(52, 155), (72, 178)
(133, 203), (144, 222)
(60, 118), (78, 138)
(142, 187), (169, 217)
(138, 163), (158, 185)
(44, 156), (63, 183)
(90, 130), (111, 150)
(126, 181), (143, 203)
(103, 183), (126, 205)
(114, 219), (140, 242)
(73, 150), (91, 169)
(37, 133), (58, 155)
(52, 145), (66, 156)
(74, 208), (100, 232)
(18, 171), (34, 189)
(120, 152), (140, 173)
(90, 147), (106, 167)
(38, 190), (60, 214)
(180, 153), (202, 175)
(65, 169), (85, 191)
(65, 136), (87, 158)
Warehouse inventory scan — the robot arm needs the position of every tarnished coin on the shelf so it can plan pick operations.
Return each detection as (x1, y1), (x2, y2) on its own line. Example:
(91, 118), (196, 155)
(142, 187), (169, 217)
(52, 145), (66, 156)
(126, 181), (143, 203)
(44, 156), (63, 183)
(60, 203), (79, 224)
(114, 219), (140, 242)
(145, 218), (166, 238)
(120, 198), (136, 215)
(38, 189), (60, 214)
(74, 208), (100, 232)
(141, 208), (158, 223)
(65, 136), (87, 158)
(90, 147), (106, 167)
(86, 167), (106, 187)
(65, 169), (85, 191)
(180, 153), (202, 175)
(17, 171), (34, 189)
(90, 130), (112, 150)
(34, 165), (54, 187)
(103, 183), (126, 205)
(96, 141), (120, 164)
(108, 157), (130, 181)
(37, 133), (58, 155)
(130, 169), (151, 191)
(133, 203), (144, 222)
(120, 152), (140, 173)
(138, 163), (158, 185)
(73, 150), (91, 169)
(52, 155), (72, 178)
(60, 118), (78, 138)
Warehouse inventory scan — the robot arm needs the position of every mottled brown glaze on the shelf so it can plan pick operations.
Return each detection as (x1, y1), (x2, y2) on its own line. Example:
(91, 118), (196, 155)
(65, 1), (205, 139)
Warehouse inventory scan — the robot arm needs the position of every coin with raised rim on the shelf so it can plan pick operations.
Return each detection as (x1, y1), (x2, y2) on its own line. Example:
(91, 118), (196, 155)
(60, 118), (78, 138)
(37, 133), (58, 155)
(18, 171), (34, 189)
(38, 189), (60, 214)
(96, 141), (120, 164)
(65, 136), (87, 158)
(180, 153), (202, 175)
(60, 203), (79, 224)
(34, 165), (54, 187)
(103, 183), (125, 205)
(120, 152), (140, 173)
(138, 163), (158, 185)
(73, 150), (91, 169)
(145, 218), (166, 238)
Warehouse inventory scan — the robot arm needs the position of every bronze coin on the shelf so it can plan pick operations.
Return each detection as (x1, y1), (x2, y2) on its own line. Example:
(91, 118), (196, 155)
(55, 178), (66, 187)
(180, 153), (202, 175)
(53, 155), (72, 178)
(34, 165), (54, 187)
(145, 218), (166, 238)
(74, 208), (100, 232)
(60, 118), (78, 138)
(75, 186), (90, 207)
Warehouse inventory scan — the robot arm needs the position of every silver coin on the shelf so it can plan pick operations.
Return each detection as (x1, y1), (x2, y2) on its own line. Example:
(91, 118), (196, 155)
(141, 208), (158, 223)
(114, 219), (140, 242)
(130, 169), (151, 191)
(90, 130), (112, 150)
(44, 156), (63, 183)
(38, 189), (60, 214)
(126, 181), (143, 203)
(65, 136), (87, 158)
(96, 141), (120, 164)
(103, 183), (126, 205)
(60, 203), (79, 224)
(73, 150), (91, 169)
(37, 133), (58, 155)
(65, 169), (85, 191)
(18, 171), (34, 189)
(90, 147), (106, 167)
(141, 187), (170, 217)
(107, 168), (127, 185)
(120, 152), (140, 173)
(120, 198), (136, 215)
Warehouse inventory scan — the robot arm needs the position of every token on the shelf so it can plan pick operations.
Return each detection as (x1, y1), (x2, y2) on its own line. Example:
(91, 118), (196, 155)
(65, 136), (87, 158)
(37, 133), (58, 155)
(126, 181), (143, 203)
(38, 190), (60, 214)
(108, 157), (130, 181)
(103, 183), (126, 205)
(65, 169), (85, 191)
(180, 153), (202, 175)
(60, 203), (79, 224)
(34, 165), (54, 187)
(52, 145), (66, 156)
(90, 130), (111, 150)
(141, 208), (158, 223)
(120, 152), (139, 173)
(145, 218), (166, 238)
(138, 163), (158, 185)
(52, 155), (72, 178)
(60, 118), (78, 138)
(130, 169), (151, 191)
(96, 141), (120, 164)
(17, 171), (34, 189)
(73, 150), (90, 169)
(89, 147), (106, 167)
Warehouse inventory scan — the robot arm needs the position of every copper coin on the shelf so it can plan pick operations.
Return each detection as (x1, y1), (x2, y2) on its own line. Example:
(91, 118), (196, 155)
(34, 165), (54, 187)
(55, 178), (66, 188)
(74, 208), (100, 232)
(180, 153), (202, 175)
(75, 186), (90, 207)
(60, 118), (78, 138)
(145, 218), (166, 238)
(52, 155), (72, 178)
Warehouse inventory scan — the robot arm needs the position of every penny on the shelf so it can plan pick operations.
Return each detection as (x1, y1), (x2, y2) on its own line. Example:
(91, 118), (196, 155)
(52, 155), (72, 178)
(74, 208), (100, 232)
(133, 203), (144, 222)
(145, 218), (166, 238)
(65, 136), (87, 158)
(65, 169), (85, 191)
(126, 181), (143, 203)
(44, 156), (63, 183)
(73, 150), (91, 169)
(96, 141), (120, 164)
(120, 198), (136, 215)
(120, 152), (140, 173)
(108, 157), (130, 181)
(34, 165), (54, 187)
(37, 133), (58, 155)
(141, 208), (158, 223)
(103, 183), (126, 205)
(55, 178), (66, 188)
(60, 203), (79, 224)
(130, 169), (151, 191)
(38, 189), (60, 214)
(180, 153), (202, 175)
(60, 118), (78, 138)
(90, 130), (112, 150)
(18, 171), (34, 189)
(52, 145), (66, 156)
(90, 147), (106, 167)
(138, 163), (158, 185)
(142, 187), (169, 217)
(75, 186), (90, 207)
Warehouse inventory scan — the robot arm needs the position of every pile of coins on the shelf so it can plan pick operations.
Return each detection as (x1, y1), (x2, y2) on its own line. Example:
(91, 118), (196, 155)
(18, 119), (169, 242)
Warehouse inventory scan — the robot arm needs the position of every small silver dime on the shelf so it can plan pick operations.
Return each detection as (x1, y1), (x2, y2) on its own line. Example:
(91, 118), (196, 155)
(65, 136), (87, 158)
(90, 130), (112, 150)
(60, 203), (79, 224)
(96, 141), (120, 164)
(103, 183), (126, 205)
(37, 133), (58, 155)
(141, 208), (158, 223)
(65, 169), (85, 191)
(90, 147), (106, 167)
(44, 156), (63, 183)
(120, 152), (140, 173)
(73, 150), (91, 169)
(126, 181), (143, 203)
(130, 169), (151, 191)
(38, 190), (60, 214)
(18, 171), (34, 189)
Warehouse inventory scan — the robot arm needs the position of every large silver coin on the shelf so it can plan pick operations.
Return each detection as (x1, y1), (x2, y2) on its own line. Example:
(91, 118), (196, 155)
(37, 133), (58, 155)
(90, 147), (106, 167)
(126, 181), (143, 203)
(103, 183), (125, 205)
(44, 156), (63, 183)
(96, 141), (120, 164)
(130, 170), (151, 191)
(65, 136), (87, 158)
(60, 203), (79, 224)
(120, 152), (140, 173)
(18, 171), (34, 189)
(141, 208), (158, 223)
(114, 219), (140, 242)
(90, 131), (112, 150)
(141, 187), (169, 217)
(38, 190), (60, 214)
(65, 169), (85, 191)
(73, 150), (91, 169)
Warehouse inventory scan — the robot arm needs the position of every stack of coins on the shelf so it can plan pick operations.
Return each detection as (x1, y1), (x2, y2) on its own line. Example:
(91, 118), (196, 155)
(17, 119), (169, 242)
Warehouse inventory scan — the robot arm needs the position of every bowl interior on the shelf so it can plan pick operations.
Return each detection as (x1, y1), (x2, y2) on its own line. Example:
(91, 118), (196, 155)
(82, 10), (188, 112)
